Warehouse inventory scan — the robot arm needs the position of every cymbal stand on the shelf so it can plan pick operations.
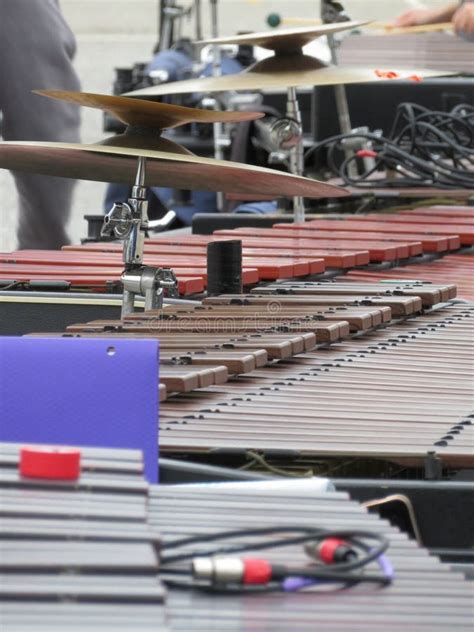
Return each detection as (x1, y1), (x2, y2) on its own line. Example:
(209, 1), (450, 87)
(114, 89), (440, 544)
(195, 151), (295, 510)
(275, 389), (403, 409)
(195, 0), (202, 41)
(323, 0), (375, 176)
(101, 156), (178, 317)
(210, 0), (225, 210)
(159, 0), (192, 52)
(326, 31), (359, 179)
(286, 86), (305, 223)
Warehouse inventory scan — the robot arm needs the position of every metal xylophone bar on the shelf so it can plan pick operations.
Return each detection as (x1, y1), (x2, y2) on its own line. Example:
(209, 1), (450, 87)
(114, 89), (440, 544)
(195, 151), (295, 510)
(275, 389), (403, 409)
(150, 483), (474, 632)
(2, 442), (473, 631)
(0, 444), (166, 629)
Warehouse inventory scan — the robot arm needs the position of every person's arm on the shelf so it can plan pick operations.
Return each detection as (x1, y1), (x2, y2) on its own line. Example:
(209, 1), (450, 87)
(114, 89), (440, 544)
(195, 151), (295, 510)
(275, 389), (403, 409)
(393, 2), (459, 27)
(452, 1), (474, 35)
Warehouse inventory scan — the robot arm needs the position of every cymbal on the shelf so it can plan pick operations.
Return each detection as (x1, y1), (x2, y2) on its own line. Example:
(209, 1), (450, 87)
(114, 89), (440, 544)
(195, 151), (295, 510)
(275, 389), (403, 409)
(200, 21), (367, 52)
(0, 141), (349, 198)
(128, 66), (450, 98)
(34, 90), (264, 129)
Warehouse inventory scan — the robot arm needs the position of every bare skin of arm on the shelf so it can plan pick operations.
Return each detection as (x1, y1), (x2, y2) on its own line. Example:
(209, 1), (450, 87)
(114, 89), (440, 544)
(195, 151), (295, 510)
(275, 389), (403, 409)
(393, 2), (474, 35)
(393, 2), (459, 26)
(452, 2), (474, 34)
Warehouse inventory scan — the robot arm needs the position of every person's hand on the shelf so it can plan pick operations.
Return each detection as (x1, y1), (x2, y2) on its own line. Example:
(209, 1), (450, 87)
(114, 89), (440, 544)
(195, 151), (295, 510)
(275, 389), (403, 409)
(393, 8), (439, 26)
(453, 2), (474, 35)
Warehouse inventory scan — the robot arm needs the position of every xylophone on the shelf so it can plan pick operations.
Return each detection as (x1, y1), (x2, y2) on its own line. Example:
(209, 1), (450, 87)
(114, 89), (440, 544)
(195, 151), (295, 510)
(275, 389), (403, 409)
(35, 279), (472, 473)
(2, 442), (473, 632)
(0, 443), (166, 629)
(5, 205), (474, 473)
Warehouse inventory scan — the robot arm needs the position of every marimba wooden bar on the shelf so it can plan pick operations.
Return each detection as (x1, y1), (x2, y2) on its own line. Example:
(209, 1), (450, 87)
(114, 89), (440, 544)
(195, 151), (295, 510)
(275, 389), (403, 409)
(158, 302), (474, 469)
(273, 221), (465, 248)
(347, 254), (474, 300)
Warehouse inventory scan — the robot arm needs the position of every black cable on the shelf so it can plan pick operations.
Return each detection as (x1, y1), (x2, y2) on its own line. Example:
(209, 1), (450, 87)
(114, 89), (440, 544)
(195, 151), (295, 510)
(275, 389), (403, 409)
(159, 526), (392, 593)
(305, 102), (474, 189)
(162, 526), (388, 569)
(0, 281), (26, 292)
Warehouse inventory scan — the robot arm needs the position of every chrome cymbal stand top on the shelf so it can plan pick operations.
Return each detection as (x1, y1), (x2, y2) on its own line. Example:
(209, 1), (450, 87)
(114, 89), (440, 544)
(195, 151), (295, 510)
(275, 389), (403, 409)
(102, 156), (178, 317)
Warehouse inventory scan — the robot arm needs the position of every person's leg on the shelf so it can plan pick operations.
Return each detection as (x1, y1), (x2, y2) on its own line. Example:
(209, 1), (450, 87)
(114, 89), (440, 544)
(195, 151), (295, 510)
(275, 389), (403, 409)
(0, 0), (81, 249)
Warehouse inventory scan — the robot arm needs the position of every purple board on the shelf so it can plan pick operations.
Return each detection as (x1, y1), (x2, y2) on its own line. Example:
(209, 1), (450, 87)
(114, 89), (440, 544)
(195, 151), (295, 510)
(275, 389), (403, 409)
(0, 337), (159, 482)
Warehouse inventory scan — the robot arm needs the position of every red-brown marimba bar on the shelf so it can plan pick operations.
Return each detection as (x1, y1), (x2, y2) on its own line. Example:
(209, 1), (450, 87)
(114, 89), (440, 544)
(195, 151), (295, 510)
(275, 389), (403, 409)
(0, 242), (328, 295)
(347, 254), (474, 300)
(399, 205), (473, 219)
(276, 214), (473, 246)
(1, 205), (471, 295)
(74, 236), (368, 268)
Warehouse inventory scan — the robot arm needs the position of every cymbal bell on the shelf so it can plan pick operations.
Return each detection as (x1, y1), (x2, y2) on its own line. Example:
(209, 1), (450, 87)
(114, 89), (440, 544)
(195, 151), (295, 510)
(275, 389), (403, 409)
(199, 21), (367, 52)
(0, 141), (349, 198)
(128, 66), (450, 98)
(34, 90), (264, 129)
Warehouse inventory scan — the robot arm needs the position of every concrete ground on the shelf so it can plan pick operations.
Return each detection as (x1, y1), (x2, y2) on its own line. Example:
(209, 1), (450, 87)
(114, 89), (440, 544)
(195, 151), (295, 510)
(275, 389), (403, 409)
(0, 0), (441, 252)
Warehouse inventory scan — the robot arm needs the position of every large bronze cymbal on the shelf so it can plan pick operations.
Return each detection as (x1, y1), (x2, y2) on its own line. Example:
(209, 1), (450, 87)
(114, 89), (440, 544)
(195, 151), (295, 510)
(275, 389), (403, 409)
(128, 65), (450, 98)
(199, 21), (367, 52)
(0, 141), (349, 198)
(34, 90), (264, 129)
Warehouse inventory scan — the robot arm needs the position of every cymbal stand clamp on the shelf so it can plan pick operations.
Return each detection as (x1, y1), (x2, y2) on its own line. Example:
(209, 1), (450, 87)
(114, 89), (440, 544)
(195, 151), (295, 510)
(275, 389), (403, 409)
(101, 156), (179, 317)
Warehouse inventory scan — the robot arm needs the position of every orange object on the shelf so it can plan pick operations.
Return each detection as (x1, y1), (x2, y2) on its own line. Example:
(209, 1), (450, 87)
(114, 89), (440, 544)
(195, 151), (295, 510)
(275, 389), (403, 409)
(375, 70), (400, 79)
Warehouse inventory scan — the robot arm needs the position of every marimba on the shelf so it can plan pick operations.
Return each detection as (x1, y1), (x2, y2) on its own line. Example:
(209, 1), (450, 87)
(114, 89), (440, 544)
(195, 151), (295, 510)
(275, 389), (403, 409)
(1, 205), (472, 295)
(10, 204), (474, 472)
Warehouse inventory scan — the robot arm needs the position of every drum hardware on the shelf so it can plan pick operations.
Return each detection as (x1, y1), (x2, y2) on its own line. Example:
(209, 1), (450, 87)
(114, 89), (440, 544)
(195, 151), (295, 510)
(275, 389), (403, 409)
(160, 0), (192, 53)
(285, 87), (305, 222)
(101, 156), (179, 316)
(0, 90), (348, 313)
(127, 21), (447, 219)
(209, 0), (226, 210)
(322, 0), (376, 178)
(254, 115), (302, 166)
